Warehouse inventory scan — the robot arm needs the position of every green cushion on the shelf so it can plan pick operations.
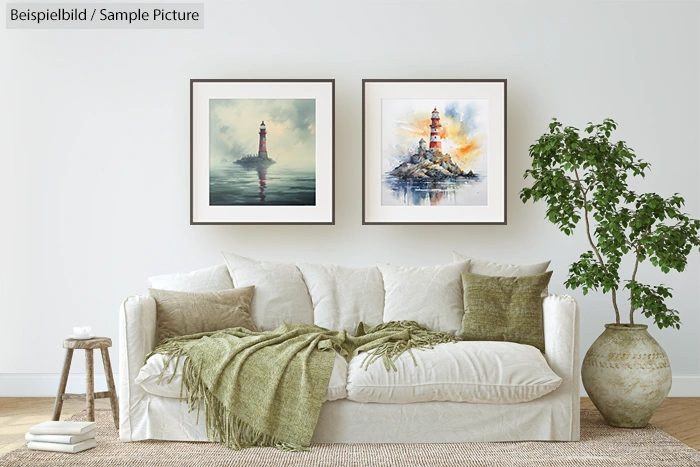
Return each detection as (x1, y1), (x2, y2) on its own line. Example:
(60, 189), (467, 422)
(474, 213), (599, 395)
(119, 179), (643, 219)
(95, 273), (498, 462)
(458, 271), (552, 352)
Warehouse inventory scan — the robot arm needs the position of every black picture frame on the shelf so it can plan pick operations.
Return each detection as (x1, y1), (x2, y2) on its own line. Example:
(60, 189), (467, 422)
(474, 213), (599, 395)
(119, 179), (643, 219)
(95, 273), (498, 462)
(362, 79), (507, 225)
(190, 79), (335, 225)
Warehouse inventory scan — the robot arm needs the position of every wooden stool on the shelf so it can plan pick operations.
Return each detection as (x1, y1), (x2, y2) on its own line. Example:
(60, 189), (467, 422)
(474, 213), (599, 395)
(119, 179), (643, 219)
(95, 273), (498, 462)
(51, 337), (119, 429)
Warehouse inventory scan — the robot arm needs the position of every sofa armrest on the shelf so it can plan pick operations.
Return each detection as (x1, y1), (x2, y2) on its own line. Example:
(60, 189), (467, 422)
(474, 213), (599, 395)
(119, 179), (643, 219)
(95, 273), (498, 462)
(543, 293), (580, 439)
(118, 295), (157, 441)
(543, 294), (580, 384)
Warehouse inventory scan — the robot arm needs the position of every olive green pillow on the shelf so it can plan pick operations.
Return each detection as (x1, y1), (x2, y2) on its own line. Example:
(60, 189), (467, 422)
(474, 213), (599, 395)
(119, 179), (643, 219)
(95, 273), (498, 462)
(458, 271), (553, 352)
(149, 286), (257, 343)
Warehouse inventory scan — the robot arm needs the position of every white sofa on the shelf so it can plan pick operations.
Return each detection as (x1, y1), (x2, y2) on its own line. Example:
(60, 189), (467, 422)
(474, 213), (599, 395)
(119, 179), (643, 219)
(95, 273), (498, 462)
(119, 260), (580, 444)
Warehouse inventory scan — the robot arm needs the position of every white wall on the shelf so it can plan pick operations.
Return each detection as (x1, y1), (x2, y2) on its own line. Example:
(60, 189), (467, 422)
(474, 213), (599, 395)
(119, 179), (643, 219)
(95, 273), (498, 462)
(1, 0), (698, 396)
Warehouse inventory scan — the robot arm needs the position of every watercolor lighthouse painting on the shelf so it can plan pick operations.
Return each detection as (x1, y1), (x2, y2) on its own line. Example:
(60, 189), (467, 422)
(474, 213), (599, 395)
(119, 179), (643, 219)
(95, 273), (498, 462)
(381, 99), (489, 206)
(208, 99), (316, 206)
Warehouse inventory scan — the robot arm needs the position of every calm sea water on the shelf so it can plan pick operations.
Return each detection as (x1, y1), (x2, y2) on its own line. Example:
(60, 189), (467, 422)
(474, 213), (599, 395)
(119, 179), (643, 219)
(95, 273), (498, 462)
(382, 175), (487, 206)
(210, 162), (316, 206)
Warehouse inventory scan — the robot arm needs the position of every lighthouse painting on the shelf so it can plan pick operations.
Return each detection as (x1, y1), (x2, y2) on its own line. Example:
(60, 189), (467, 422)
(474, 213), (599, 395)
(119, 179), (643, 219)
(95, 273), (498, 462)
(191, 79), (334, 224)
(381, 99), (489, 207)
(362, 79), (505, 224)
(208, 98), (316, 206)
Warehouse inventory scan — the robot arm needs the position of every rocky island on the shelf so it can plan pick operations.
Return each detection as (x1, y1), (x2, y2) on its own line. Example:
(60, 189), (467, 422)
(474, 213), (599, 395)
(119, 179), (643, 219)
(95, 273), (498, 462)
(389, 139), (475, 180)
(387, 108), (476, 181)
(235, 154), (276, 168)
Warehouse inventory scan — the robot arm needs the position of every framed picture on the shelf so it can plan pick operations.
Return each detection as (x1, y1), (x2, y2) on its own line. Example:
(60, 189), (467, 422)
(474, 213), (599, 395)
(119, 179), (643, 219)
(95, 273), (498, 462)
(191, 79), (334, 224)
(362, 79), (506, 224)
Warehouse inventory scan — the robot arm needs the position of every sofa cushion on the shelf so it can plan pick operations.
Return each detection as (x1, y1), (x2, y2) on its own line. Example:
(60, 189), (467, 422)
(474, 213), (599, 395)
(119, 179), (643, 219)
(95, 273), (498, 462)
(453, 252), (551, 276)
(148, 265), (234, 292)
(297, 263), (384, 333)
(459, 271), (553, 352)
(377, 261), (470, 334)
(453, 252), (551, 296)
(222, 252), (314, 331)
(136, 351), (348, 402)
(346, 341), (561, 404)
(149, 287), (257, 344)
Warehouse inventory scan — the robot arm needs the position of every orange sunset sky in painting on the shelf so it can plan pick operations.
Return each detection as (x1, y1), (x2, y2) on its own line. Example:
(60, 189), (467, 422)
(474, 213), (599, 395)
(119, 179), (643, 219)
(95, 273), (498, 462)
(381, 99), (489, 175)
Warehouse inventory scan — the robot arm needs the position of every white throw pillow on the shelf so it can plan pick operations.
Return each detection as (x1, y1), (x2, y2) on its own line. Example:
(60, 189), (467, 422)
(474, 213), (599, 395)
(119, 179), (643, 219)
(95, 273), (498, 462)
(453, 252), (550, 276)
(297, 263), (385, 333)
(222, 253), (314, 331)
(136, 351), (348, 402)
(346, 341), (561, 404)
(453, 252), (551, 296)
(148, 265), (233, 292)
(377, 260), (470, 334)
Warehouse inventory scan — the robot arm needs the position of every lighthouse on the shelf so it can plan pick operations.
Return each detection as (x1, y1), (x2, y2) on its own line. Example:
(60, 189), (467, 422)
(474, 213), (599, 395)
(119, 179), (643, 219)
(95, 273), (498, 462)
(235, 120), (276, 168)
(429, 107), (442, 151)
(258, 121), (268, 159)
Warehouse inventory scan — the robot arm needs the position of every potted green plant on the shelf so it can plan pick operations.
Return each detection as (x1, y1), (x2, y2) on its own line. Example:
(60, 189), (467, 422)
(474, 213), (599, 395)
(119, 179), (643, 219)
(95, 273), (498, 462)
(520, 118), (700, 427)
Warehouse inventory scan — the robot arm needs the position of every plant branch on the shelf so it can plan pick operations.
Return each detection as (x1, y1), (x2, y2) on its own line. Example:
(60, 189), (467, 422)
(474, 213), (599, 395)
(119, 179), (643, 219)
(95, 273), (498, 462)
(629, 246), (641, 324)
(628, 225), (651, 324)
(574, 168), (621, 323)
(565, 176), (590, 194)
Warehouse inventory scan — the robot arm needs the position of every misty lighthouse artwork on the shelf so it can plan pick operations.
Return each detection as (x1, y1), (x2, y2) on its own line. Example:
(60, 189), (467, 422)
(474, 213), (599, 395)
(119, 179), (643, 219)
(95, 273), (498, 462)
(208, 99), (316, 206)
(191, 79), (334, 224)
(382, 100), (488, 206)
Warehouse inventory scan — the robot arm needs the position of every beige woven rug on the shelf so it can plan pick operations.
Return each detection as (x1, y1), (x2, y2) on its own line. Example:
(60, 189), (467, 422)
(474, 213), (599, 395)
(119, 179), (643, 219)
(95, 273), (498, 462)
(1, 409), (699, 466)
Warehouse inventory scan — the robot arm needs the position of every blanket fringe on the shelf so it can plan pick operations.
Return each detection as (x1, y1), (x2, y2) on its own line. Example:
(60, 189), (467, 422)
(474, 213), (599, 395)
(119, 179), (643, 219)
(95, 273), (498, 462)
(359, 321), (455, 371)
(151, 343), (307, 451)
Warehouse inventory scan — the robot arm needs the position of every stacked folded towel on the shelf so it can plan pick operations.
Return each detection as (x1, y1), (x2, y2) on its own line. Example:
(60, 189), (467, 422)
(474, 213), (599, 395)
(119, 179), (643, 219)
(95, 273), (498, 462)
(26, 421), (97, 453)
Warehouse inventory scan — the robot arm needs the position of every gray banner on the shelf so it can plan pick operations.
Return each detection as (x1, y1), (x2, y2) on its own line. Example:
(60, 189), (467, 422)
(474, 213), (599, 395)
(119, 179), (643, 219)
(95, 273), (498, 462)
(6, 3), (204, 29)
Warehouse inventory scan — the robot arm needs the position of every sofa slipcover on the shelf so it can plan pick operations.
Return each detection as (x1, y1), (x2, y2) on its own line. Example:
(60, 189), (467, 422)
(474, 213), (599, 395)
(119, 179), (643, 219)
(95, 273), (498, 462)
(120, 292), (581, 443)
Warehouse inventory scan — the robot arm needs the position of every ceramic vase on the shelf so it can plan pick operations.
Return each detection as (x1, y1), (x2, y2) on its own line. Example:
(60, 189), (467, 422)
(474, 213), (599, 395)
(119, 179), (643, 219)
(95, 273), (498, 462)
(581, 324), (671, 428)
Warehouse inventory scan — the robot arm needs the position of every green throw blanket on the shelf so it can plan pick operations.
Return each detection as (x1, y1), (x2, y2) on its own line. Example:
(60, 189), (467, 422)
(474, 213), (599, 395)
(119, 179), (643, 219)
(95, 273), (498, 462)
(148, 321), (454, 451)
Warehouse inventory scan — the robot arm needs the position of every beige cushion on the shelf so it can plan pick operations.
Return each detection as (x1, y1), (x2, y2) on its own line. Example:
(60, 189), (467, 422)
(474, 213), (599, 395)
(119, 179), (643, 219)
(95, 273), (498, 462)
(453, 252), (551, 276)
(149, 287), (257, 343)
(148, 265), (233, 292)
(223, 253), (314, 331)
(346, 341), (561, 404)
(453, 252), (551, 296)
(377, 261), (470, 334)
(459, 271), (553, 352)
(136, 351), (348, 402)
(297, 263), (384, 333)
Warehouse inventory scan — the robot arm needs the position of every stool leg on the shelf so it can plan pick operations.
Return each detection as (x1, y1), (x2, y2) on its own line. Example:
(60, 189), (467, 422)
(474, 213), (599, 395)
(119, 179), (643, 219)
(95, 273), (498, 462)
(100, 347), (119, 429)
(85, 349), (95, 422)
(51, 349), (73, 421)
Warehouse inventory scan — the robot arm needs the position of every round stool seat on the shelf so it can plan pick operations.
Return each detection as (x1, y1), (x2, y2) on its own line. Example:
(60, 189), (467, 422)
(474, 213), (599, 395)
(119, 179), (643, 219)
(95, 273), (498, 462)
(63, 337), (112, 350)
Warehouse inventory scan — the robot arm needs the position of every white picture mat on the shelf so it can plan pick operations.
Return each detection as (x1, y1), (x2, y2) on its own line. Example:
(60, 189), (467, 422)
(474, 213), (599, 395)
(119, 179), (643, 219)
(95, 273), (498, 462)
(192, 81), (334, 223)
(364, 81), (505, 224)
